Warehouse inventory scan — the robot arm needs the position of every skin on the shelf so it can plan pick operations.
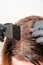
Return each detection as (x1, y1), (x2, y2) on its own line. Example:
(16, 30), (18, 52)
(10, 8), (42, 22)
(11, 57), (43, 65)
(11, 57), (34, 65)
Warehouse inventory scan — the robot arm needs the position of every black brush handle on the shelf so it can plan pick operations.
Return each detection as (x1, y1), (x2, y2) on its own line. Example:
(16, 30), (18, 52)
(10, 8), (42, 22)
(0, 23), (21, 42)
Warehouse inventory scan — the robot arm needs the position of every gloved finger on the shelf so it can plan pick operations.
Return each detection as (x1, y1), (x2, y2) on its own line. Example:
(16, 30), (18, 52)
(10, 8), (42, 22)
(32, 30), (43, 37)
(0, 24), (6, 32)
(36, 37), (43, 45)
(33, 25), (43, 31)
(33, 20), (43, 27)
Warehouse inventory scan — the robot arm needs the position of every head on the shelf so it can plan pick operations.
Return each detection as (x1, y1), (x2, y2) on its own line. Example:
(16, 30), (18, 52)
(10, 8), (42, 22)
(1, 16), (43, 65)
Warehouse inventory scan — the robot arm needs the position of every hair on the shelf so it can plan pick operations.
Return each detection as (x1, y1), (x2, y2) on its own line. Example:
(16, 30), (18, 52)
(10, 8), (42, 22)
(1, 15), (43, 65)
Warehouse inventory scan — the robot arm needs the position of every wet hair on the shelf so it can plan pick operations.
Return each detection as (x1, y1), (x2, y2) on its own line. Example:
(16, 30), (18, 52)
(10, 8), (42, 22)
(1, 16), (43, 65)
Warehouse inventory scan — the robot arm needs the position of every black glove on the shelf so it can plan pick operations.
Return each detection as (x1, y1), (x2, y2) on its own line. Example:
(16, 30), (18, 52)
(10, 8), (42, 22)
(0, 24), (6, 42)
(32, 20), (43, 45)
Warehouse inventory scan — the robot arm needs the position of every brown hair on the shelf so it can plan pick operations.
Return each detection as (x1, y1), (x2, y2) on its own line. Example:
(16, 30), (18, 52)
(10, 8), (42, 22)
(1, 16), (43, 65)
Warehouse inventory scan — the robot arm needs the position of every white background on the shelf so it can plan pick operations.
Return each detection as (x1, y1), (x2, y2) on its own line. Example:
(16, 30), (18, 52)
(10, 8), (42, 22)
(0, 0), (43, 24)
(0, 0), (43, 64)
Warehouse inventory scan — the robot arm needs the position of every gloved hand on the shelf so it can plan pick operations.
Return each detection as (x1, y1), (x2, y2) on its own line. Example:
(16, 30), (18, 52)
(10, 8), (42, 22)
(32, 20), (43, 45)
(0, 24), (6, 42)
